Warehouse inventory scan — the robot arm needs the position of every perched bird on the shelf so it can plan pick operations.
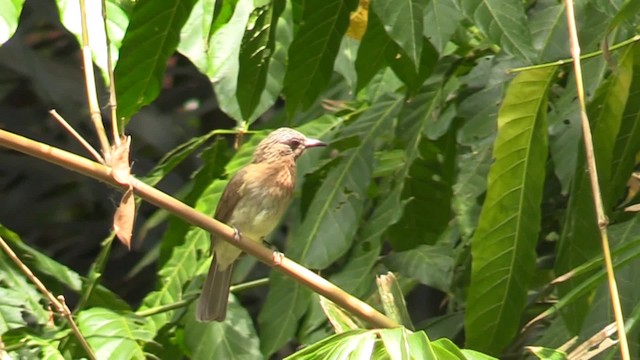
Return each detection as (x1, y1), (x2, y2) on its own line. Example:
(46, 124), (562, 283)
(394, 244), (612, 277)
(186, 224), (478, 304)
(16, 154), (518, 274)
(196, 128), (326, 322)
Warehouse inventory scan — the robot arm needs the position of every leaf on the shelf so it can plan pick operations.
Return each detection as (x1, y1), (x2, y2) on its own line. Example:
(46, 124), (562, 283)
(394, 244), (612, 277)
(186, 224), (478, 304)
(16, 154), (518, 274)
(56, 0), (129, 79)
(113, 187), (135, 249)
(258, 274), (312, 357)
(384, 244), (454, 292)
(529, 2), (569, 62)
(177, 0), (233, 72)
(289, 94), (404, 269)
(555, 47), (634, 334)
(0, 0), (25, 46)
(465, 66), (556, 354)
(284, 330), (374, 360)
(182, 298), (261, 360)
(387, 37), (439, 94)
(610, 45), (640, 208)
(138, 130), (221, 187)
(459, 0), (536, 63)
(319, 296), (362, 333)
(526, 346), (568, 360)
(423, 0), (463, 53)
(452, 145), (492, 239)
(376, 273), (414, 330)
(76, 308), (153, 360)
(282, 0), (358, 115)
(236, 0), (285, 118)
(371, 0), (423, 71)
(355, 12), (395, 92)
(0, 288), (27, 334)
(115, 0), (198, 123)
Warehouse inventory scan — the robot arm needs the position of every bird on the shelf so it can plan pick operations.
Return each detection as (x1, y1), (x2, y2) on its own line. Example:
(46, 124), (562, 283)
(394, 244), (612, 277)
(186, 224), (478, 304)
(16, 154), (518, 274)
(196, 127), (326, 322)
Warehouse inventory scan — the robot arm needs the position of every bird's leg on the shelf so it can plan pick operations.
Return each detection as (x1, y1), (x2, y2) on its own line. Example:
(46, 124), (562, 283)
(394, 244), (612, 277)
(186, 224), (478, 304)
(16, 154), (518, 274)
(272, 251), (285, 267)
(260, 237), (284, 267)
(232, 226), (241, 242)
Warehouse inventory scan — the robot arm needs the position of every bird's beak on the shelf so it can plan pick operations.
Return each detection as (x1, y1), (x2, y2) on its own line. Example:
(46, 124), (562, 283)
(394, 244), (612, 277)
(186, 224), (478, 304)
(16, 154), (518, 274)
(304, 138), (327, 148)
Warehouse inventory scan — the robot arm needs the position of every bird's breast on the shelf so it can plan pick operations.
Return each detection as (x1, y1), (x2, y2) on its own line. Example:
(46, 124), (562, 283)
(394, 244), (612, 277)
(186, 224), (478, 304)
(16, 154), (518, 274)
(228, 164), (295, 241)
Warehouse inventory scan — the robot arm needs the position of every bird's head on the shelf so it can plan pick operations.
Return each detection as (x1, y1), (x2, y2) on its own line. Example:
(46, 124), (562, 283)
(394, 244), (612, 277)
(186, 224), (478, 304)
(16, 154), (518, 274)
(252, 128), (326, 163)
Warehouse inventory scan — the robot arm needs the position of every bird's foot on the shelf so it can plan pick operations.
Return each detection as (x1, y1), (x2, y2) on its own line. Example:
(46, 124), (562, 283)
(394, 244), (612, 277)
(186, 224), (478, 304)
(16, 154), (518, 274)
(272, 251), (285, 267)
(261, 238), (279, 252)
(232, 226), (241, 242)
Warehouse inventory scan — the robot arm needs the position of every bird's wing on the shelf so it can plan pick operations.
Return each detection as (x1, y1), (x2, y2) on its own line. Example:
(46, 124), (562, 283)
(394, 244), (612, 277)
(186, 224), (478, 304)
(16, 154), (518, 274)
(211, 167), (247, 243)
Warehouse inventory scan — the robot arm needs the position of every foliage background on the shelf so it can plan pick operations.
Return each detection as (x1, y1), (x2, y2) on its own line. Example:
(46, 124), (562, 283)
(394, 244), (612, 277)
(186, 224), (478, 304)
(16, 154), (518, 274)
(0, 0), (639, 358)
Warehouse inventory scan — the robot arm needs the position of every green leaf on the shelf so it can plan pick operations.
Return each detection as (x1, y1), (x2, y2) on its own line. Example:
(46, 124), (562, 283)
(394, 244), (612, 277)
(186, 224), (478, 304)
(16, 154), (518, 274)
(377, 273), (414, 330)
(0, 288), (26, 334)
(56, 0), (129, 79)
(115, 0), (198, 123)
(452, 145), (492, 239)
(611, 45), (640, 207)
(258, 274), (312, 357)
(0, 0), (25, 45)
(139, 130), (222, 187)
(182, 297), (261, 359)
(76, 308), (153, 360)
(465, 66), (556, 354)
(529, 2), (569, 62)
(355, 12), (395, 92)
(459, 0), (536, 63)
(423, 0), (463, 53)
(387, 37), (439, 94)
(284, 329), (374, 360)
(384, 244), (454, 292)
(283, 0), (358, 115)
(290, 94), (404, 268)
(372, 0), (424, 71)
(527, 346), (568, 360)
(555, 46), (634, 334)
(236, 0), (285, 118)
(177, 0), (234, 72)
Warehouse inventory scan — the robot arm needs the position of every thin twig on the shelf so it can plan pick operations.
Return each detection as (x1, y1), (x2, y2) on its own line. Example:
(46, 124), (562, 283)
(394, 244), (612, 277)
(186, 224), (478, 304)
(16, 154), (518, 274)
(79, 0), (111, 160)
(564, 1), (630, 359)
(136, 278), (270, 317)
(49, 110), (105, 164)
(101, 0), (120, 144)
(508, 34), (640, 74)
(0, 236), (96, 359)
(0, 129), (399, 329)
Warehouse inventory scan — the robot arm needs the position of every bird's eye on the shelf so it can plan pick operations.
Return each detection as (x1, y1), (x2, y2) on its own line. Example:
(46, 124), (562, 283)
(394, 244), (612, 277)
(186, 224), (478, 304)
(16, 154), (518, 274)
(290, 140), (301, 149)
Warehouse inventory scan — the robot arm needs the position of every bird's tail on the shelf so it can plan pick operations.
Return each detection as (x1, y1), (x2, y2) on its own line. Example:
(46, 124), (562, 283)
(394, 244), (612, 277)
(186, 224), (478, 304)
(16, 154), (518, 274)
(196, 257), (233, 322)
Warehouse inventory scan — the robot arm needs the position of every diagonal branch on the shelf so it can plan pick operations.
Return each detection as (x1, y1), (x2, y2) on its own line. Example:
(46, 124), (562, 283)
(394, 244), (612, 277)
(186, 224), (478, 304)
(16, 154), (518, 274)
(0, 128), (398, 330)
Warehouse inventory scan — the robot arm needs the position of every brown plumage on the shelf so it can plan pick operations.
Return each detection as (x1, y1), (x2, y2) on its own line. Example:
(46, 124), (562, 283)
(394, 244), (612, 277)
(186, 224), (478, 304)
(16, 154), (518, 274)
(196, 128), (326, 322)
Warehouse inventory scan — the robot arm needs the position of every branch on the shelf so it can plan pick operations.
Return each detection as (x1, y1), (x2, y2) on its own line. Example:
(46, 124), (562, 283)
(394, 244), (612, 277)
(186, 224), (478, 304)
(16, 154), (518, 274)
(564, 1), (629, 359)
(0, 235), (96, 359)
(0, 129), (398, 329)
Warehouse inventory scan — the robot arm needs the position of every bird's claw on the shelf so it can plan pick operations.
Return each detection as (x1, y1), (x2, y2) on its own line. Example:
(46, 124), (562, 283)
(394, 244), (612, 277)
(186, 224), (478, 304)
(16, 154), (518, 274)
(272, 251), (284, 267)
(232, 226), (241, 242)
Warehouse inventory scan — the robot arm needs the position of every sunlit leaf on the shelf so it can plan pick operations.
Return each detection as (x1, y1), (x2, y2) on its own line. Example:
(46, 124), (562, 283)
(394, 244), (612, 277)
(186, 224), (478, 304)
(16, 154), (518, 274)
(465, 66), (556, 354)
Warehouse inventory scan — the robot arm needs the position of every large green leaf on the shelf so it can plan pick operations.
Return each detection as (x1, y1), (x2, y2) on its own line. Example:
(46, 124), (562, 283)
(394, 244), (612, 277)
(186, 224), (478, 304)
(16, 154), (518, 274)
(0, 0), (25, 46)
(236, 0), (285, 118)
(56, 0), (129, 79)
(465, 66), (556, 354)
(282, 0), (358, 115)
(610, 45), (640, 206)
(114, 0), (197, 123)
(529, 2), (569, 62)
(354, 12), (395, 92)
(459, 0), (536, 63)
(423, 0), (463, 53)
(289, 94), (404, 268)
(182, 298), (261, 360)
(371, 0), (424, 71)
(555, 47), (634, 334)
(384, 244), (454, 292)
(76, 308), (153, 360)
